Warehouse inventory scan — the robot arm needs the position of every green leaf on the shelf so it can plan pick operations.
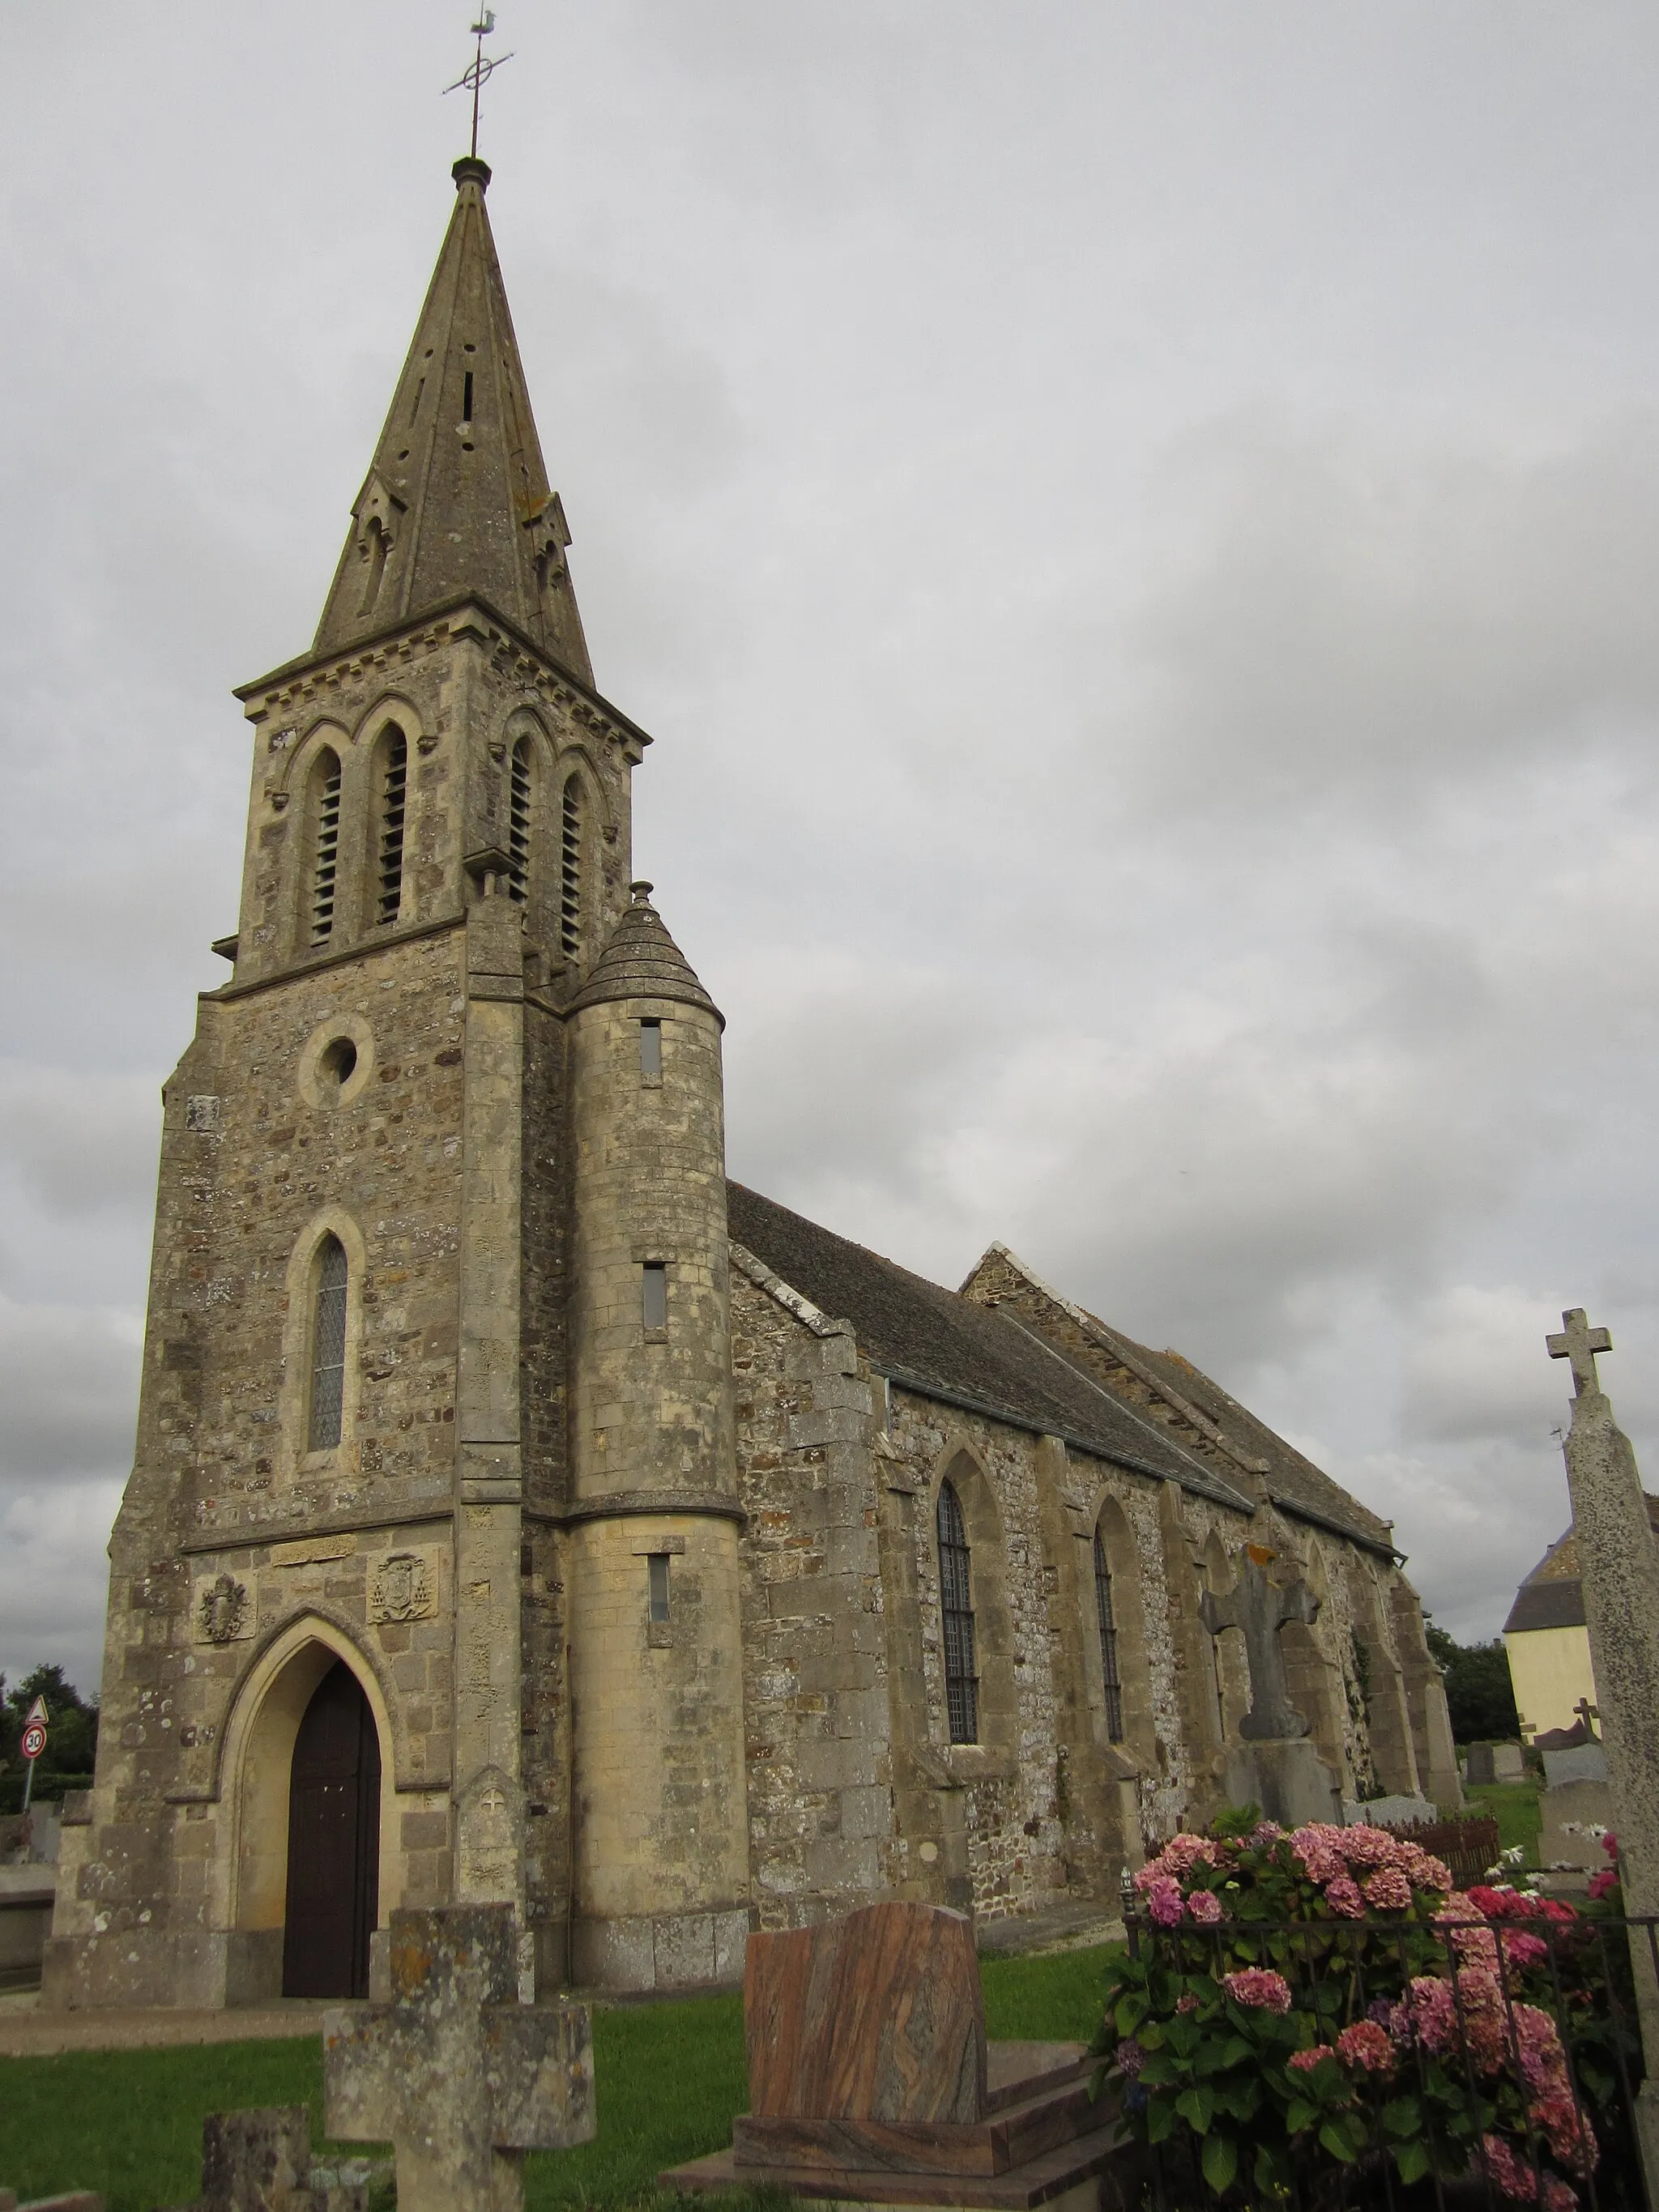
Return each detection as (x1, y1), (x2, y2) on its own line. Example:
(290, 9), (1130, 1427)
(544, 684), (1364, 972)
(1175, 2086), (1214, 2135)
(1381, 2096), (1422, 2138)
(1114, 1993), (1148, 2036)
(1201, 2131), (1239, 2195)
(1285, 2098), (1317, 2135)
(1137, 2056), (1175, 2088)
(1145, 2097), (1176, 2146)
(1255, 2142), (1290, 2196)
(1319, 2119), (1360, 2164)
(1219, 2037), (1252, 2067)
(1392, 2140), (1431, 2186)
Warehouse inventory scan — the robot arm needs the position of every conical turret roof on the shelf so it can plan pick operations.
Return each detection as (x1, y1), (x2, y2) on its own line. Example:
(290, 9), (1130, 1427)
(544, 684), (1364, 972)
(313, 158), (592, 680)
(569, 884), (723, 1025)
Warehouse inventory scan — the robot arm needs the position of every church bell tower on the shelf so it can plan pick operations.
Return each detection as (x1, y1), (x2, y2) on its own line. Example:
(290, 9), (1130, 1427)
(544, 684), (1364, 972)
(44, 156), (750, 2009)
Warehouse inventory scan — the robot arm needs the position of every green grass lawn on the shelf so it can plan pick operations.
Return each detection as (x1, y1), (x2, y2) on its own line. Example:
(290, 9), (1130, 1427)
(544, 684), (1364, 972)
(0, 1945), (1116, 2212)
(1464, 1778), (1544, 1867)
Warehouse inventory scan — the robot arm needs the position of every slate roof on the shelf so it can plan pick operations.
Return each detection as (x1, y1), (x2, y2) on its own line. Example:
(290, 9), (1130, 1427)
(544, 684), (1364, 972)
(1108, 1334), (1397, 1555)
(727, 1183), (1255, 1511)
(1503, 1495), (1659, 1636)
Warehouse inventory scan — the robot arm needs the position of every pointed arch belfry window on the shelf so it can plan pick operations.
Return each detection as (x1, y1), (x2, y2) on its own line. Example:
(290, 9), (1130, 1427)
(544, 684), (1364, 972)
(507, 738), (532, 905)
(356, 517), (389, 617)
(376, 729), (407, 925)
(559, 774), (583, 957)
(309, 749), (343, 948)
(936, 1478), (978, 1744)
(309, 1235), (348, 1451)
(1094, 1525), (1126, 1743)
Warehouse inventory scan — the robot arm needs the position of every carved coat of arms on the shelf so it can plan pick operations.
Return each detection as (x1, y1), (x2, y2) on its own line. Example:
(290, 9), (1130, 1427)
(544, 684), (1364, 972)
(370, 1550), (436, 1623)
(198, 1573), (248, 1644)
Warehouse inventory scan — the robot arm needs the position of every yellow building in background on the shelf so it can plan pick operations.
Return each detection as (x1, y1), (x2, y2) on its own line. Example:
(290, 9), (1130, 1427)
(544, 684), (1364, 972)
(1503, 1497), (1659, 1738)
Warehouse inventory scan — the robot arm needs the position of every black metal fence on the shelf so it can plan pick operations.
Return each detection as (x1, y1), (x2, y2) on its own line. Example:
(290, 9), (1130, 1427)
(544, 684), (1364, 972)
(1119, 1902), (1655, 2212)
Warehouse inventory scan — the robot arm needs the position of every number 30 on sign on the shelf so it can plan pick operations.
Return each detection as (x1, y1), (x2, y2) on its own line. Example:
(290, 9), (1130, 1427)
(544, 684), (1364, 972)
(21, 1723), (46, 1761)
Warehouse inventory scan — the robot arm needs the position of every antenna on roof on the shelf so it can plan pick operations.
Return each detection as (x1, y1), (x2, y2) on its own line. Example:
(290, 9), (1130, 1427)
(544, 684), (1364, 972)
(444, 11), (516, 160)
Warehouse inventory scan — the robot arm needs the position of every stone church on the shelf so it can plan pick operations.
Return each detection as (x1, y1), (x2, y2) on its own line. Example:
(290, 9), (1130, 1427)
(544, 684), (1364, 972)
(44, 156), (1459, 2010)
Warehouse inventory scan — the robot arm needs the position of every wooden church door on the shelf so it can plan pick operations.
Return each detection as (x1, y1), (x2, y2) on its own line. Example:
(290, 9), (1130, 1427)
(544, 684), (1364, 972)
(281, 1660), (382, 1998)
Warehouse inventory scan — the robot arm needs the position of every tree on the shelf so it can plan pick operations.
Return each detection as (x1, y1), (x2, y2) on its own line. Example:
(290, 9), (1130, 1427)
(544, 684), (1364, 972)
(1, 1664), (100, 1780)
(1425, 1625), (1520, 1744)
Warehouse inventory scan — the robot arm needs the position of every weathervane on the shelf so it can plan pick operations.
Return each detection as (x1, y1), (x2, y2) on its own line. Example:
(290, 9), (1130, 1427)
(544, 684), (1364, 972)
(445, 11), (516, 160)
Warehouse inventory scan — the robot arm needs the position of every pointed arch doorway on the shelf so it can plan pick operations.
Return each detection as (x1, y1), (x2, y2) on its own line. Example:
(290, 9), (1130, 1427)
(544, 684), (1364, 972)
(281, 1659), (382, 1998)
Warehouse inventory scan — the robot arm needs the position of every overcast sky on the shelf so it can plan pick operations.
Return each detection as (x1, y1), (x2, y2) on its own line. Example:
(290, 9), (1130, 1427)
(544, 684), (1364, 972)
(4, 3), (1659, 1695)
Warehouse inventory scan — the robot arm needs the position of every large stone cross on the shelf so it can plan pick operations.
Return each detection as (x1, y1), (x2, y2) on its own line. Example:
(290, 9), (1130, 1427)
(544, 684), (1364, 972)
(1200, 1549), (1320, 1742)
(1546, 1307), (1612, 1398)
(324, 1907), (594, 2212)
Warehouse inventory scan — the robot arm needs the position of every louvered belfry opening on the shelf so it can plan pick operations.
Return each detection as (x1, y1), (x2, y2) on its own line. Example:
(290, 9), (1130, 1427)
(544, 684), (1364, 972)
(1094, 1526), (1126, 1743)
(936, 1478), (978, 1744)
(377, 731), (407, 924)
(309, 1235), (348, 1451)
(309, 751), (343, 946)
(559, 775), (582, 955)
(507, 737), (531, 903)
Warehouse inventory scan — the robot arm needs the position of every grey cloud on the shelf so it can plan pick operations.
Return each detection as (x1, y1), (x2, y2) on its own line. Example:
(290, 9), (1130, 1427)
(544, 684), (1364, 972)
(0, 1297), (141, 1480)
(1124, 415), (1659, 812)
(0, 1067), (160, 1217)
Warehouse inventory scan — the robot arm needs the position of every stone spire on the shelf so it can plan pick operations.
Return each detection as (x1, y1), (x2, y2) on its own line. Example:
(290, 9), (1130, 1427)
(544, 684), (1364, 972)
(313, 156), (593, 683)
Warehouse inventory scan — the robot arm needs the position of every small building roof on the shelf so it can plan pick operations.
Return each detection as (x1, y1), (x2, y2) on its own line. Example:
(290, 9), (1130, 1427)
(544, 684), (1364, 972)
(1503, 1494), (1659, 1636)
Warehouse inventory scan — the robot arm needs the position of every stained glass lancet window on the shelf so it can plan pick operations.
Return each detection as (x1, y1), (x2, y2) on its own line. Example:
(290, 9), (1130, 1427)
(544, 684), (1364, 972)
(936, 1479), (978, 1744)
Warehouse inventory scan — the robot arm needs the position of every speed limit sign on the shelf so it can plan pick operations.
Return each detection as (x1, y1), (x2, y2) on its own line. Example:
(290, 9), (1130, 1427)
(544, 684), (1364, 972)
(21, 1723), (46, 1762)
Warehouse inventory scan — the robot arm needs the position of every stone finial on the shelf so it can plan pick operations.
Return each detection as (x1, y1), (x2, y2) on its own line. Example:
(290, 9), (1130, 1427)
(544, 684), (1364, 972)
(1546, 1307), (1612, 1397)
(629, 880), (654, 905)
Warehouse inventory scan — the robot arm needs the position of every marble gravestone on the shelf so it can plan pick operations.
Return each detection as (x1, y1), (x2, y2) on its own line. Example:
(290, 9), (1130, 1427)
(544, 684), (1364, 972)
(663, 1902), (1120, 2208)
(1201, 1549), (1342, 1828)
(323, 1907), (593, 2212)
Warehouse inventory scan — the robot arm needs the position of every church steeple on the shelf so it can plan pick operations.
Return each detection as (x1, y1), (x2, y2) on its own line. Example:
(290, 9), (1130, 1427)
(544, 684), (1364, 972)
(313, 156), (593, 684)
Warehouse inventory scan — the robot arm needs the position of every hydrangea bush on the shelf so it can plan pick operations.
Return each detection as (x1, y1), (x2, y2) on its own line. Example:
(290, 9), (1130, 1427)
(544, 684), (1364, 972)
(1096, 1809), (1637, 2210)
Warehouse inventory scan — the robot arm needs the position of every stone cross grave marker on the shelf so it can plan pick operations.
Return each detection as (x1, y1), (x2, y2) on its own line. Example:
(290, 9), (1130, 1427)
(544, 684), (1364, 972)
(324, 1906), (594, 2212)
(1546, 1307), (1659, 2200)
(1199, 1549), (1320, 1741)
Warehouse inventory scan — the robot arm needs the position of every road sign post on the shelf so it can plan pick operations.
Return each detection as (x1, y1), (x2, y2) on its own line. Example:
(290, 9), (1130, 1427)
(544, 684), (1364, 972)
(19, 1697), (48, 1814)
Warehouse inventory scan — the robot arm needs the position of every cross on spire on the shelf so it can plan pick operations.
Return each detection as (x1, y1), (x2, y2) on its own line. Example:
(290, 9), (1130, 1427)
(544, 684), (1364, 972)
(445, 11), (516, 160)
(1546, 1307), (1612, 1398)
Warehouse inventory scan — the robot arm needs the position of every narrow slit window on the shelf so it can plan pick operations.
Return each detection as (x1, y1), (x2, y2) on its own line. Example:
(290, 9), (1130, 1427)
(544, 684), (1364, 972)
(648, 1554), (670, 1624)
(559, 777), (582, 957)
(1094, 1527), (1125, 1743)
(936, 1480), (978, 1744)
(507, 739), (531, 904)
(309, 750), (342, 947)
(642, 1262), (667, 1332)
(356, 518), (388, 617)
(377, 731), (407, 924)
(462, 370), (474, 422)
(639, 1019), (662, 1077)
(309, 1234), (348, 1451)
(411, 376), (425, 422)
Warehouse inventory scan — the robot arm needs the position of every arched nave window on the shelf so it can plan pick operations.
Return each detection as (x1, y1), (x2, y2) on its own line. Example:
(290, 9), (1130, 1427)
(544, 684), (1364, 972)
(1093, 1524), (1126, 1743)
(936, 1478), (978, 1744)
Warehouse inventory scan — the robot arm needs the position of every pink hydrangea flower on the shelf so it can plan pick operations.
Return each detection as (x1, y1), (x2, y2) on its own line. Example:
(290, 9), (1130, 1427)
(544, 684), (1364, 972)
(1397, 1842), (1452, 1894)
(1251, 1819), (1283, 1847)
(1186, 1889), (1223, 1924)
(1340, 1824), (1401, 1872)
(1222, 1967), (1292, 2013)
(1290, 1822), (1348, 1885)
(1336, 2020), (1396, 2076)
(1499, 1929), (1550, 1971)
(1115, 2037), (1145, 2078)
(1287, 2044), (1335, 2073)
(1324, 1874), (1367, 1918)
(1363, 1866), (1414, 1912)
(1175, 1992), (1200, 2014)
(1145, 1876), (1184, 1927)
